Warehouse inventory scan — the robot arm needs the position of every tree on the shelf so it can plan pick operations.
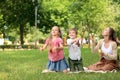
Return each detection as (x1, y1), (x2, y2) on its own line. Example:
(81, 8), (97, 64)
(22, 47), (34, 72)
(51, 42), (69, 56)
(0, 15), (6, 38)
(68, 0), (120, 47)
(0, 0), (36, 45)
(37, 0), (71, 33)
(112, 0), (120, 38)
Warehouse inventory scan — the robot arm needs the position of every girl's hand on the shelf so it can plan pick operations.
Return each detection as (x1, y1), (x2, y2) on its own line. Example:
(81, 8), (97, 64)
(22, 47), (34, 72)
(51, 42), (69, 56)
(40, 44), (48, 51)
(52, 47), (58, 52)
(40, 46), (44, 51)
(49, 47), (58, 53)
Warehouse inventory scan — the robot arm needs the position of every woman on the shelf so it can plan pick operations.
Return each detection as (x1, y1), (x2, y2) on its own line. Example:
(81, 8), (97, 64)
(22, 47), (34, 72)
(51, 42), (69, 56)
(88, 27), (119, 71)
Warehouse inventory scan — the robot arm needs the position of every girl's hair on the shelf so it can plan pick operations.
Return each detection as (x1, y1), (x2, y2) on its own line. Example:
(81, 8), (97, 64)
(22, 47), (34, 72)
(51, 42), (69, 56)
(49, 26), (62, 39)
(108, 27), (118, 45)
(57, 26), (62, 38)
(48, 26), (62, 46)
(68, 28), (78, 35)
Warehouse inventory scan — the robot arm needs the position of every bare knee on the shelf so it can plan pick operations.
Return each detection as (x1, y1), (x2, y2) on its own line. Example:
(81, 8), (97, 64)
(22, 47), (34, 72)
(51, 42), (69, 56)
(63, 69), (68, 73)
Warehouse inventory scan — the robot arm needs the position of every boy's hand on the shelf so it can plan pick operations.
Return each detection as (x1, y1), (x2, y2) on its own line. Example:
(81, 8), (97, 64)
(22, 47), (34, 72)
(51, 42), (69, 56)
(75, 38), (80, 42)
(74, 38), (81, 46)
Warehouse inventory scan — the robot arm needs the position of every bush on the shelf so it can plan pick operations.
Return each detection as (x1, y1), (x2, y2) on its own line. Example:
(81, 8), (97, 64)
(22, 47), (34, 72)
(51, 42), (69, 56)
(0, 45), (36, 50)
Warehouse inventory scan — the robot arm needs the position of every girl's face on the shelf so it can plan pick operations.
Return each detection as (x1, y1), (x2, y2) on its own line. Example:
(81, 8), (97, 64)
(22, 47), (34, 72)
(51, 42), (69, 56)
(51, 26), (60, 36)
(69, 30), (77, 39)
(102, 28), (110, 37)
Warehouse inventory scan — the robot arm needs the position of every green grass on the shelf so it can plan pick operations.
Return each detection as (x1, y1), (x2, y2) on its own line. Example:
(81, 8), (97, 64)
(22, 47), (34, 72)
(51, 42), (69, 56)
(0, 48), (120, 80)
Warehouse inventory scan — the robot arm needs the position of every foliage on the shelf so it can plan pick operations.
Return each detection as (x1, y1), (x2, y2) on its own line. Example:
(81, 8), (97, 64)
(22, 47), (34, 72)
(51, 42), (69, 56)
(0, 0), (36, 44)
(0, 44), (35, 50)
(68, 0), (119, 35)
(25, 27), (48, 42)
(38, 0), (71, 33)
(0, 0), (35, 25)
(0, 0), (120, 44)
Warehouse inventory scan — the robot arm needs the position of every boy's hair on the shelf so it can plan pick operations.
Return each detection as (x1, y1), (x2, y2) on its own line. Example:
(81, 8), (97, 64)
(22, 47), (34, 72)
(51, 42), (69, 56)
(68, 28), (78, 35)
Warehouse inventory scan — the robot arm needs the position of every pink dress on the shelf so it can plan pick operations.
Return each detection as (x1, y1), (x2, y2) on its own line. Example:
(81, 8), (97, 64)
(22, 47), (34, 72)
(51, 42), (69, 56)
(45, 37), (64, 62)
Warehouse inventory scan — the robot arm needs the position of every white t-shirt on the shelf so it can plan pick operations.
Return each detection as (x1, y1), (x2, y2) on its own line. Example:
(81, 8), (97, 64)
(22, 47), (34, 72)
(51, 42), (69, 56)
(67, 39), (81, 60)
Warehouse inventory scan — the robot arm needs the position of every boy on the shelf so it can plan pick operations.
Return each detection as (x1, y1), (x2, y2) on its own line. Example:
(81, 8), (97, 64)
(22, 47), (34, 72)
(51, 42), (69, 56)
(67, 28), (84, 72)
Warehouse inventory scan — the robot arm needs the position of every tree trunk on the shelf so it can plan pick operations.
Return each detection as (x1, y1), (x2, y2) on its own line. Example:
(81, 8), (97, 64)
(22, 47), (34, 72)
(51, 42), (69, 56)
(86, 18), (91, 48)
(88, 25), (90, 48)
(20, 24), (24, 45)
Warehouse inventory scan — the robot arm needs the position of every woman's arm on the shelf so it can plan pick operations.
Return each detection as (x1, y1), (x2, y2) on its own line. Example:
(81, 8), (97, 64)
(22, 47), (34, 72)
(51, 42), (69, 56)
(116, 37), (120, 44)
(91, 39), (103, 53)
(103, 42), (118, 60)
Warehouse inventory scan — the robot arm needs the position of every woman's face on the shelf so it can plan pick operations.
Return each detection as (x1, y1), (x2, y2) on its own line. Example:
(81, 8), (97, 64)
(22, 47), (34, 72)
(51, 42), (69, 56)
(102, 28), (110, 37)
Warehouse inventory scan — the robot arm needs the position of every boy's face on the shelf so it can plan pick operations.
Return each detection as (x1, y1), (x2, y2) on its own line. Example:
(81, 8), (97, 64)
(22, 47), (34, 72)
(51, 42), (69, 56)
(69, 30), (77, 39)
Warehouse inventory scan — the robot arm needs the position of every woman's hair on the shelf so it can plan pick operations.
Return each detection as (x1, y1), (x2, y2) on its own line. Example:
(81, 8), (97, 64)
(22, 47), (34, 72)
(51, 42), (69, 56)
(109, 27), (116, 41)
(108, 27), (118, 45)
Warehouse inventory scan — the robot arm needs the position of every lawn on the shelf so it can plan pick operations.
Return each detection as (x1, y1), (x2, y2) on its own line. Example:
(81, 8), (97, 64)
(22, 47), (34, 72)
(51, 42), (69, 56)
(0, 48), (120, 80)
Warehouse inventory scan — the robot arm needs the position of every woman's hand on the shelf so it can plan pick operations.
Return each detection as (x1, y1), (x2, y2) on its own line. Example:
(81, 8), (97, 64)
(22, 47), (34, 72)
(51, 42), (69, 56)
(100, 52), (104, 57)
(99, 50), (104, 57)
(100, 51), (104, 57)
(90, 34), (94, 43)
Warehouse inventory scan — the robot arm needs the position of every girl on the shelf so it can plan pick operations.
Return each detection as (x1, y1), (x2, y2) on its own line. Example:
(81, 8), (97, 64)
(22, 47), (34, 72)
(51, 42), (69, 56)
(40, 26), (68, 73)
(88, 27), (119, 71)
(67, 28), (84, 72)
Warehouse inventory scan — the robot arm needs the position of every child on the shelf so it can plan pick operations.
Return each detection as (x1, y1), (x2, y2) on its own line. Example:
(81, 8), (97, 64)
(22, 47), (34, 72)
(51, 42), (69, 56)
(67, 28), (84, 72)
(40, 26), (68, 73)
